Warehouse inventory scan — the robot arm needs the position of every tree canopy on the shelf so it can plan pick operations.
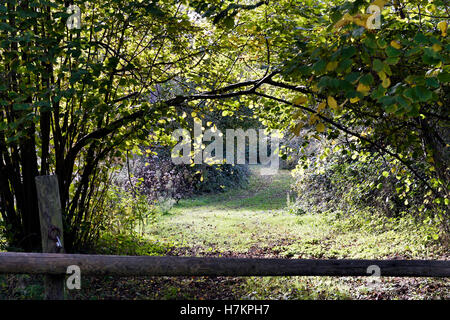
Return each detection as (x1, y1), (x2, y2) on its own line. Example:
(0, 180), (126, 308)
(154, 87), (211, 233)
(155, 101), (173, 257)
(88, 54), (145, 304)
(0, 0), (448, 251)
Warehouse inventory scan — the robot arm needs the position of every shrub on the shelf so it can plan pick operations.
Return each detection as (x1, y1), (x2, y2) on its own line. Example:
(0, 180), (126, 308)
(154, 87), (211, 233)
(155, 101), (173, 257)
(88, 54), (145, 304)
(117, 146), (250, 202)
(100, 186), (157, 237)
(90, 186), (173, 256)
(291, 138), (444, 222)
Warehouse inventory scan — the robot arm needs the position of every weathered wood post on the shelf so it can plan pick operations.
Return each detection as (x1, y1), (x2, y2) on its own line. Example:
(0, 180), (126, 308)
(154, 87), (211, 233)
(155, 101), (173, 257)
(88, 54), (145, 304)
(35, 175), (65, 300)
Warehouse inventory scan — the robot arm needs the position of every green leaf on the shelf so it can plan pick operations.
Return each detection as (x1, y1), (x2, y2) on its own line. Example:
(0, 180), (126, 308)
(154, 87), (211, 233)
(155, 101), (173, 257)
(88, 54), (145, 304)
(395, 96), (411, 110)
(340, 46), (357, 59)
(414, 33), (428, 44)
(364, 36), (377, 49)
(337, 59), (353, 72)
(13, 103), (31, 111)
(384, 103), (398, 114)
(379, 96), (396, 106)
(385, 57), (400, 65)
(404, 88), (418, 101)
(425, 77), (439, 89)
(312, 59), (326, 74)
(386, 46), (402, 57)
(0, 22), (16, 32)
(383, 64), (392, 76)
(423, 48), (442, 65)
(222, 16), (235, 29)
(377, 38), (387, 48)
(359, 74), (374, 86)
(415, 86), (433, 102)
(406, 47), (422, 57)
(437, 72), (450, 83)
(371, 85), (386, 100)
(372, 59), (384, 72)
(344, 72), (360, 84)
(0, 121), (7, 131)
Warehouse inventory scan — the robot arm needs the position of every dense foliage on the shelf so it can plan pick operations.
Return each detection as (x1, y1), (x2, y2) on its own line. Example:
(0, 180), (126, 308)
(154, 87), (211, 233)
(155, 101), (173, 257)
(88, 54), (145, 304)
(0, 0), (448, 251)
(291, 135), (446, 242)
(120, 148), (250, 201)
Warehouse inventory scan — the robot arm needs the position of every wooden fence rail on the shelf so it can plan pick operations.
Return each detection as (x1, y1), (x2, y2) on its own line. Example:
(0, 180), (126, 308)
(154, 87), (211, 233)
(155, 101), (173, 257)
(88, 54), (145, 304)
(0, 174), (448, 300)
(1, 252), (449, 277)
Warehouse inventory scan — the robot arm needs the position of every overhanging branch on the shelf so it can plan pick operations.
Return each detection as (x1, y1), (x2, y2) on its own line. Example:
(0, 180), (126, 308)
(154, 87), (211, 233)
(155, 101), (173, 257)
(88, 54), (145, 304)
(253, 91), (438, 196)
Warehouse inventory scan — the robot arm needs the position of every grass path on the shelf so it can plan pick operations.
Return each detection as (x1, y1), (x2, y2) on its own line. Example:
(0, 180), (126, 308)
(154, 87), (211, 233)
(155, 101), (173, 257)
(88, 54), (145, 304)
(142, 167), (448, 300)
(59, 168), (450, 300)
(3, 168), (448, 300)
(149, 168), (446, 261)
(149, 168), (295, 256)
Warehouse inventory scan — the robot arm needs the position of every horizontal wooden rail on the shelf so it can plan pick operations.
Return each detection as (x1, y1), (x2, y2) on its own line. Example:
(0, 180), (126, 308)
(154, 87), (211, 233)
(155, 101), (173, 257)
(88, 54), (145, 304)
(0, 253), (449, 277)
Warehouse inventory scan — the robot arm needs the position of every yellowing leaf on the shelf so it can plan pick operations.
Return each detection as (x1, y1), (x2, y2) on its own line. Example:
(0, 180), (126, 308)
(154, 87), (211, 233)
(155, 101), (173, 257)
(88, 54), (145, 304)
(353, 15), (369, 28)
(432, 43), (442, 52)
(326, 61), (339, 71)
(334, 13), (353, 29)
(382, 77), (391, 88)
(327, 96), (338, 110)
(317, 101), (326, 113)
(333, 19), (347, 29)
(371, 0), (387, 9)
(390, 40), (401, 49)
(309, 114), (319, 125)
(291, 122), (303, 136)
(292, 110), (304, 120)
(378, 71), (387, 81)
(438, 21), (448, 37)
(293, 95), (308, 105)
(316, 122), (325, 133)
(357, 83), (370, 95)
(342, 13), (354, 21)
(350, 97), (360, 103)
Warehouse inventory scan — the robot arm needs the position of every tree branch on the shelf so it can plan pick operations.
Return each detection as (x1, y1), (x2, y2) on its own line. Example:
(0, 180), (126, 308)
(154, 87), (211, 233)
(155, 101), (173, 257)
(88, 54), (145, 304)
(253, 91), (439, 196)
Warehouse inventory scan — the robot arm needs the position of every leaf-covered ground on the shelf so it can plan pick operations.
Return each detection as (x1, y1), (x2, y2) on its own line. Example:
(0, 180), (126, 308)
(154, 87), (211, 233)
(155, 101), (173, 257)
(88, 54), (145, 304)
(1, 168), (448, 300)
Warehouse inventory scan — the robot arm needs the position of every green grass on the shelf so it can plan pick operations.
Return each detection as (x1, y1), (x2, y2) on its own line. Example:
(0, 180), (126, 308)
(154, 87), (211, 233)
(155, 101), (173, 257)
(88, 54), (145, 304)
(143, 166), (449, 300)
(148, 168), (294, 253)
(148, 167), (444, 260)
(2, 167), (447, 300)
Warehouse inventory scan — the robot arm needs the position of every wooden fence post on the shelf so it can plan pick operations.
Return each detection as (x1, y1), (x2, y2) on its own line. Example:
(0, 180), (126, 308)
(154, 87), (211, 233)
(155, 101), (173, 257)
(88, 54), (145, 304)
(35, 175), (65, 300)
